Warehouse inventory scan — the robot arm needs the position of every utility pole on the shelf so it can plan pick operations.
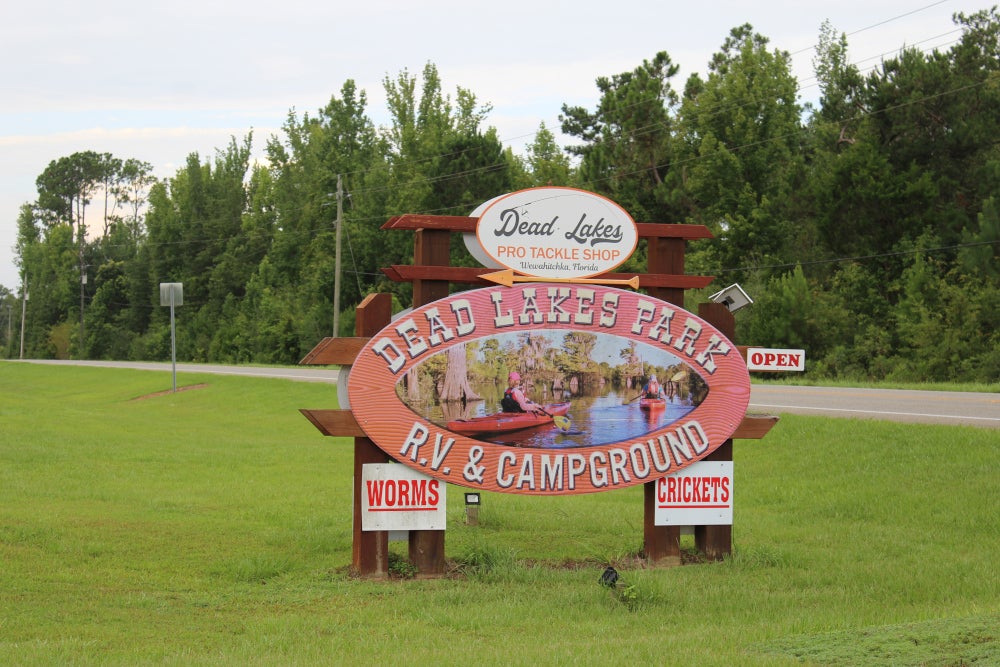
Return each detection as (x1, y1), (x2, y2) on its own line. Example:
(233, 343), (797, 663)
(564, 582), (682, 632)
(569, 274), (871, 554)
(79, 244), (86, 357)
(333, 174), (343, 338)
(19, 285), (27, 360)
(5, 304), (11, 355)
(77, 215), (87, 359)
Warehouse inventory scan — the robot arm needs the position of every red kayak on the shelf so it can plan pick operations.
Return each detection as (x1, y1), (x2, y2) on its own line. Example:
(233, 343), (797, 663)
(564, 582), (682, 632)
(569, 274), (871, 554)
(447, 403), (570, 436)
(638, 397), (666, 411)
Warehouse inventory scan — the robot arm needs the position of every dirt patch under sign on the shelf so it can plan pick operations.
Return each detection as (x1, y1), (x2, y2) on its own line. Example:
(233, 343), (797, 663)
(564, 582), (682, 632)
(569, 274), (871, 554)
(131, 383), (209, 401)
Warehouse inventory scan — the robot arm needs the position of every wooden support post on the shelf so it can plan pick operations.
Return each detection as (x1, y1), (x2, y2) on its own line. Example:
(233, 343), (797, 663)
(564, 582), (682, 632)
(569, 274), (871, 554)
(646, 236), (686, 307)
(695, 302), (736, 560)
(408, 228), (449, 576)
(352, 439), (389, 577)
(351, 293), (392, 577)
(695, 439), (733, 559)
(642, 235), (687, 565)
(644, 485), (681, 566)
(412, 229), (451, 306)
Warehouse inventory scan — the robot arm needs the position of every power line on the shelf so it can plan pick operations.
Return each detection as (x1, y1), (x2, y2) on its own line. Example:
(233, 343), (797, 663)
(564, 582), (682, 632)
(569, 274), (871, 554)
(281, 4), (973, 195)
(345, 15), (976, 199)
(542, 2), (964, 150)
(788, 0), (953, 59)
(556, 31), (969, 174)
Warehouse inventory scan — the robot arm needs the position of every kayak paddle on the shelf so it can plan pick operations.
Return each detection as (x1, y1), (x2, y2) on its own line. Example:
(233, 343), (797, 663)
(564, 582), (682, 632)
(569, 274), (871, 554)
(537, 406), (571, 432)
(552, 415), (572, 431)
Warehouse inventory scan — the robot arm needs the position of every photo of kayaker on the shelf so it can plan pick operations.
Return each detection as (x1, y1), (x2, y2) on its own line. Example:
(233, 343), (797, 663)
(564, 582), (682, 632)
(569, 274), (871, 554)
(396, 330), (709, 448)
(501, 371), (542, 414)
(641, 374), (664, 400)
(441, 370), (574, 439)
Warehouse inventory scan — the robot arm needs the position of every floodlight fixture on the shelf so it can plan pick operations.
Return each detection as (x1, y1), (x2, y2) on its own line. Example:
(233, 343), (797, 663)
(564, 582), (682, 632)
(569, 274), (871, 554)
(709, 283), (753, 313)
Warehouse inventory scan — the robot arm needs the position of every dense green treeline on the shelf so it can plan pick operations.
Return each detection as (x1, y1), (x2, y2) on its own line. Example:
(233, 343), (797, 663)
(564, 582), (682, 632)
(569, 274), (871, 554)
(5, 11), (999, 382)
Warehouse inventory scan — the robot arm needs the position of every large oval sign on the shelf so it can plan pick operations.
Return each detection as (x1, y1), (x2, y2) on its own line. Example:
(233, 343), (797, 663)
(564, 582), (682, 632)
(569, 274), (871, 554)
(347, 285), (750, 496)
(475, 187), (638, 279)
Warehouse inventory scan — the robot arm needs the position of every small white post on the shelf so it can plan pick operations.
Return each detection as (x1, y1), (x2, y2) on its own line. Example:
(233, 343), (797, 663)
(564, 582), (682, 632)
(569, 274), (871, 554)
(159, 283), (183, 393)
(169, 289), (177, 392)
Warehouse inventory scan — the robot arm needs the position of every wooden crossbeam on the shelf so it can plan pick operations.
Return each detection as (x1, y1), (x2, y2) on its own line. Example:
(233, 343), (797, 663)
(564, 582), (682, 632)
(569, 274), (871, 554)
(380, 265), (715, 289)
(382, 214), (714, 240)
(298, 337), (369, 366)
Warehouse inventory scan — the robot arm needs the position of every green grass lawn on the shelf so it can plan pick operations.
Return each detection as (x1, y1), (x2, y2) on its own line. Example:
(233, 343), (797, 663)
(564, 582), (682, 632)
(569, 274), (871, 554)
(1, 362), (997, 665)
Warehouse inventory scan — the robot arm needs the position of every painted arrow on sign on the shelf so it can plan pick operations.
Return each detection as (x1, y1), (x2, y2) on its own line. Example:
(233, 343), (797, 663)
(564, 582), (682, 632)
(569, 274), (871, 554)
(480, 269), (640, 290)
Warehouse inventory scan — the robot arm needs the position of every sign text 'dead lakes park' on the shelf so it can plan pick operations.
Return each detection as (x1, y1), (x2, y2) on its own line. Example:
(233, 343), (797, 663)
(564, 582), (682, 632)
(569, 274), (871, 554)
(347, 284), (751, 496)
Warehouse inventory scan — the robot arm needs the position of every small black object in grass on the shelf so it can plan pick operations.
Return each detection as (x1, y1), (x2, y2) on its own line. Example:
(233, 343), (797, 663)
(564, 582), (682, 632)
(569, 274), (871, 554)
(599, 566), (619, 587)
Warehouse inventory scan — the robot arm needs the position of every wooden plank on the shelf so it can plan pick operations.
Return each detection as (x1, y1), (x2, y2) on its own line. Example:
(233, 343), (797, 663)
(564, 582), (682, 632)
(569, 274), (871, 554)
(635, 222), (714, 240)
(299, 337), (369, 366)
(382, 214), (713, 241)
(300, 409), (364, 437)
(382, 264), (714, 289)
(356, 292), (392, 330)
(380, 266), (403, 281)
(733, 415), (779, 439)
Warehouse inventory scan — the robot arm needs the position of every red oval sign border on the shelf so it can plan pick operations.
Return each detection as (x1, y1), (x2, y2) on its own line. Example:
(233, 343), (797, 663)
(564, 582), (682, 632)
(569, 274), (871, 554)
(347, 284), (750, 495)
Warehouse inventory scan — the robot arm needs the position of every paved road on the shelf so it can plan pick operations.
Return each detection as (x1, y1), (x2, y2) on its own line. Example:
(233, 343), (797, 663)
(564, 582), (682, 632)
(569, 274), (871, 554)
(12, 359), (341, 383)
(10, 359), (999, 429)
(749, 384), (999, 430)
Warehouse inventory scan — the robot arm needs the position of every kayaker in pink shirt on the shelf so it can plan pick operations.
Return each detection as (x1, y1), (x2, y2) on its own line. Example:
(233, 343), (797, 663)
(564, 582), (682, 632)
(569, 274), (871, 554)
(501, 371), (542, 414)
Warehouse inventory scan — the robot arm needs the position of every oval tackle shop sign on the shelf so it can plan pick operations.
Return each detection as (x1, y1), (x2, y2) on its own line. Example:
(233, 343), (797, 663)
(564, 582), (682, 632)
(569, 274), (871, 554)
(475, 187), (638, 280)
(347, 284), (750, 496)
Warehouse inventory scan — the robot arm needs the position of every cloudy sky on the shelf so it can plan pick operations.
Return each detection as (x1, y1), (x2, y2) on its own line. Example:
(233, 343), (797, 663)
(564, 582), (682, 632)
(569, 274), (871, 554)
(0, 0), (976, 291)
